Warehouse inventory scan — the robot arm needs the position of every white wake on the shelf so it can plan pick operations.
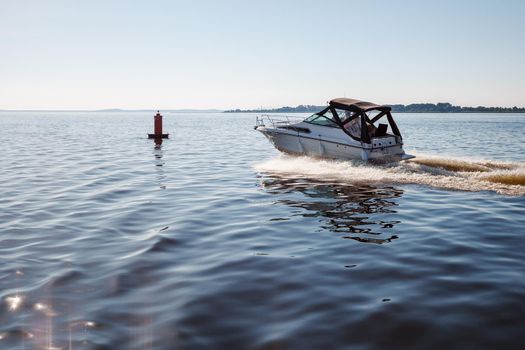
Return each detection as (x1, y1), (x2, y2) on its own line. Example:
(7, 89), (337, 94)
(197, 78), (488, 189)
(253, 153), (525, 196)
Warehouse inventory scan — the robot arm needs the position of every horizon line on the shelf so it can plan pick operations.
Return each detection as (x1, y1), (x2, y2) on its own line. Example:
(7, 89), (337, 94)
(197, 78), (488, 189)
(2, 101), (525, 112)
(0, 108), (225, 112)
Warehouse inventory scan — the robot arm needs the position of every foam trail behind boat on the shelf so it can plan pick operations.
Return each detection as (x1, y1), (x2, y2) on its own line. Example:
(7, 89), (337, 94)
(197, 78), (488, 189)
(253, 153), (525, 196)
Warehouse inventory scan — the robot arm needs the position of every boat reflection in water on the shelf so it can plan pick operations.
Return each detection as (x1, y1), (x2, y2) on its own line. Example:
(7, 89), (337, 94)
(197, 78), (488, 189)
(259, 176), (404, 244)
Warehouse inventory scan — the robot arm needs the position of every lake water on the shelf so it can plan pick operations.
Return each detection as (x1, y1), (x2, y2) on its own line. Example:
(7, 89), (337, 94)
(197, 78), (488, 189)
(1, 112), (524, 349)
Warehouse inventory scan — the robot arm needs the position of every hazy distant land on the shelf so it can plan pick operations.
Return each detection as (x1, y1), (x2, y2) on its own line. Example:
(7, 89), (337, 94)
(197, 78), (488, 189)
(2, 103), (524, 113)
(0, 109), (223, 113)
(225, 103), (525, 113)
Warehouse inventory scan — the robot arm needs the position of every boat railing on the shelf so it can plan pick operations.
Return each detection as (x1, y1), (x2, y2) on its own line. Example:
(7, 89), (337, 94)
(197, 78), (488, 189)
(255, 114), (305, 128)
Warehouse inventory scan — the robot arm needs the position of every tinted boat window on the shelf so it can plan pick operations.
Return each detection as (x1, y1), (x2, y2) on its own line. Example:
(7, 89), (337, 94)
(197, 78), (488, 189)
(305, 115), (338, 127)
(305, 114), (319, 122)
(333, 109), (358, 124)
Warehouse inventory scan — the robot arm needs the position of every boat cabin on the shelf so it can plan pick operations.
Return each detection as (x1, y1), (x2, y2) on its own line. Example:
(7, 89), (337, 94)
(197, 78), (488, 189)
(305, 98), (402, 144)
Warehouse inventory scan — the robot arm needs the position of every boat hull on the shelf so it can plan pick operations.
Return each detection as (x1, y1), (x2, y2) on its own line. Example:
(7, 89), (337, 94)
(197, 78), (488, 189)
(257, 126), (413, 162)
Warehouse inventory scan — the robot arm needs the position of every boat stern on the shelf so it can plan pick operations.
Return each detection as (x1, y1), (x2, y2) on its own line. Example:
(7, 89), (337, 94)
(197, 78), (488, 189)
(366, 136), (415, 162)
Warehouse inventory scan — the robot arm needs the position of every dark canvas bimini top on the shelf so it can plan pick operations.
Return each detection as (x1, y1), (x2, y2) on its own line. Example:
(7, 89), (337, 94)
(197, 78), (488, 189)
(313, 97), (400, 143)
(329, 98), (391, 113)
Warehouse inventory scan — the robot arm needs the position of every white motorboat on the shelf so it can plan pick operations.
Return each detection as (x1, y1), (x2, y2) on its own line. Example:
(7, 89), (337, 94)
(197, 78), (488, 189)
(255, 98), (415, 162)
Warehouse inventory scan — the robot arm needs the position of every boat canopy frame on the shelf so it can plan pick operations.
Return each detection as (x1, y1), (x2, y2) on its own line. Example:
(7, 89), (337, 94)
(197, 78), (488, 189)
(314, 98), (402, 144)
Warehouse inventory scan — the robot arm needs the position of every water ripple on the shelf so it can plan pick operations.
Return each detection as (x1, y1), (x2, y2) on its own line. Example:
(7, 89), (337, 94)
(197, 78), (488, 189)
(0, 112), (524, 349)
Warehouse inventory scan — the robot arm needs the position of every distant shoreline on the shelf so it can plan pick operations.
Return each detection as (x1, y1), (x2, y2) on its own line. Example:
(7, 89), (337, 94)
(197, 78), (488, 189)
(225, 103), (525, 114)
(1, 103), (524, 113)
(0, 109), (222, 113)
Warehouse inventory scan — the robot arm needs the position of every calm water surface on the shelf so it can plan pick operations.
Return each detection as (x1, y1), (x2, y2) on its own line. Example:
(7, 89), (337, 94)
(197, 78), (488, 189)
(1, 112), (524, 349)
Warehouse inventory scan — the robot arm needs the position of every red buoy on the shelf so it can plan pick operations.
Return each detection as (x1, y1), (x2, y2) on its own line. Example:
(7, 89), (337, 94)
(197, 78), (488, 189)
(148, 110), (169, 139)
(154, 111), (163, 134)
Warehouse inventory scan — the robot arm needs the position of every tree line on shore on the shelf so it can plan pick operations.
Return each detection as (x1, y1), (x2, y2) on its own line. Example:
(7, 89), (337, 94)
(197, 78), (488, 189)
(224, 102), (525, 113)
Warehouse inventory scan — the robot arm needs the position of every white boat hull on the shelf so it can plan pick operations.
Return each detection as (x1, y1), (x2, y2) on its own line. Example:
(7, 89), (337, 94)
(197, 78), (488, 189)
(256, 122), (413, 162)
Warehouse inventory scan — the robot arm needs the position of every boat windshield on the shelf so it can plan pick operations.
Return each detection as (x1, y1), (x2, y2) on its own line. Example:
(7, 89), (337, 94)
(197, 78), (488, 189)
(304, 114), (338, 128)
(332, 109), (357, 124)
(331, 109), (378, 125)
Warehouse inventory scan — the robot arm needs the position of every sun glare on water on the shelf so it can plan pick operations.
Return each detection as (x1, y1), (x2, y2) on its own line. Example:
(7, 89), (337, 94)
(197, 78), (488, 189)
(5, 295), (23, 312)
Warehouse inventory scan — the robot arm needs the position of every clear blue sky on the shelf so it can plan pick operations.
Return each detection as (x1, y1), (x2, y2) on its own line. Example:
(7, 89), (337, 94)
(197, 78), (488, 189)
(1, 0), (524, 109)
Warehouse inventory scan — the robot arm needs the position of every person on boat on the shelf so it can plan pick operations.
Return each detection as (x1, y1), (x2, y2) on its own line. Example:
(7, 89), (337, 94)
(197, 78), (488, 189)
(367, 123), (378, 137)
